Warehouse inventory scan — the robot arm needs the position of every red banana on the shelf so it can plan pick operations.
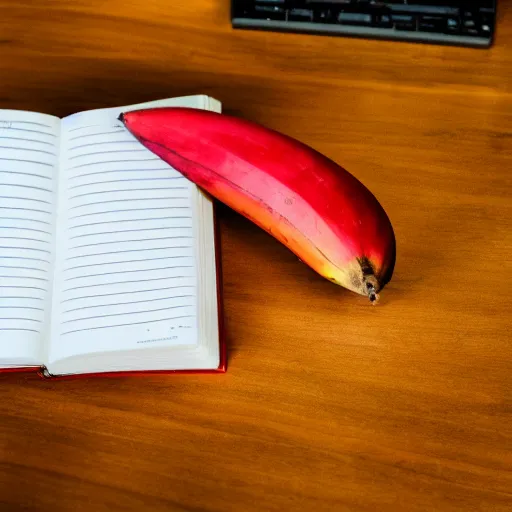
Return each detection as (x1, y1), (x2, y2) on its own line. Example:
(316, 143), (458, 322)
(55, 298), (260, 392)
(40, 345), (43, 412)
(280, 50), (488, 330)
(120, 107), (396, 303)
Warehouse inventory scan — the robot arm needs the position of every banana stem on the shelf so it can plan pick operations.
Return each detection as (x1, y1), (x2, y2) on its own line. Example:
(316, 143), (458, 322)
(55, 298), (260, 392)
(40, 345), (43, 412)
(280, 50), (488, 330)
(359, 257), (380, 304)
(366, 282), (379, 304)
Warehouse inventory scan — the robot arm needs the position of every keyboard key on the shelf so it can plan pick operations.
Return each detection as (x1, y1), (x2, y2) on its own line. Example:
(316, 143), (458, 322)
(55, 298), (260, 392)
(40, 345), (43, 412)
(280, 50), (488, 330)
(419, 15), (446, 31)
(388, 4), (459, 15)
(462, 27), (479, 35)
(393, 14), (417, 30)
(479, 13), (493, 32)
(288, 8), (314, 21)
(445, 16), (460, 32)
(392, 14), (414, 21)
(254, 5), (286, 19)
(338, 12), (372, 25)
(395, 22), (416, 30)
(462, 10), (476, 18)
(374, 13), (393, 27)
(313, 9), (336, 23)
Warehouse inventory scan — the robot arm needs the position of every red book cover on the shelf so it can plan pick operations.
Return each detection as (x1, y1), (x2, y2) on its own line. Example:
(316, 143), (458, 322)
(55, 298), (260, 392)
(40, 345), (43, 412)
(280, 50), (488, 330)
(0, 367), (41, 374)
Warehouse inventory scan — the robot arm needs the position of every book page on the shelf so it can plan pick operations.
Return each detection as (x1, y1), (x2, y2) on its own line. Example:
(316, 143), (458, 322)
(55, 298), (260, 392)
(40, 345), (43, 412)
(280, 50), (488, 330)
(0, 110), (60, 365)
(47, 97), (212, 364)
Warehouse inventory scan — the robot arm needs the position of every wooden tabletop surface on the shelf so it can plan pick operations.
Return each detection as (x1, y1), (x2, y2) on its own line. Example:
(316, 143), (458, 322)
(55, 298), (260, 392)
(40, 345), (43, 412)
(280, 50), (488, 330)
(1, 2), (511, 511)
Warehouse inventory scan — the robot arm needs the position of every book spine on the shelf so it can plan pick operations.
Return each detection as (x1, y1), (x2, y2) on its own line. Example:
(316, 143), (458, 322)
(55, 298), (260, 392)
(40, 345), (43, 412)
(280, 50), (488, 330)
(213, 200), (227, 373)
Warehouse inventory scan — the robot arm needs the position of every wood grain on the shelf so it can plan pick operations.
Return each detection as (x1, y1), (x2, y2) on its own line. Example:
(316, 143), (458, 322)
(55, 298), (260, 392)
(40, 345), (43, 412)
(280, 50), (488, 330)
(1, 1), (511, 511)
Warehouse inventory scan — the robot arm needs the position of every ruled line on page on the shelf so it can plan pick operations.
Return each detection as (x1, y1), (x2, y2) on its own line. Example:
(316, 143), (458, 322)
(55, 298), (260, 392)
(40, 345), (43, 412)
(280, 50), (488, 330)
(0, 236), (50, 244)
(0, 256), (51, 263)
(63, 264), (194, 281)
(0, 317), (42, 322)
(67, 124), (103, 132)
(0, 285), (47, 291)
(68, 197), (186, 210)
(0, 196), (51, 205)
(0, 306), (44, 311)
(0, 182), (52, 193)
(0, 296), (44, 301)
(0, 127), (56, 137)
(68, 157), (160, 170)
(0, 157), (53, 167)
(69, 226), (192, 240)
(69, 140), (143, 151)
(0, 206), (52, 215)
(0, 328), (40, 333)
(68, 177), (185, 190)
(68, 129), (125, 142)
(0, 120), (52, 128)
(68, 206), (190, 220)
(69, 236), (193, 250)
(62, 275), (194, 293)
(60, 284), (194, 303)
(62, 304), (194, 324)
(0, 136), (55, 146)
(64, 245), (192, 260)
(67, 149), (147, 160)
(0, 312), (43, 325)
(68, 168), (173, 180)
(0, 226), (52, 235)
(68, 187), (188, 200)
(0, 170), (52, 180)
(60, 315), (194, 335)
(0, 216), (51, 225)
(0, 265), (46, 272)
(64, 254), (193, 271)
(0, 275), (48, 281)
(0, 146), (56, 156)
(0, 246), (51, 254)
(62, 294), (195, 314)
(68, 216), (192, 230)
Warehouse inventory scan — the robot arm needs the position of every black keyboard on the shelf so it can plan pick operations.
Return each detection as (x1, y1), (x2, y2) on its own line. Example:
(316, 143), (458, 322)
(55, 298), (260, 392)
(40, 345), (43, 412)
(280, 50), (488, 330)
(231, 1), (497, 48)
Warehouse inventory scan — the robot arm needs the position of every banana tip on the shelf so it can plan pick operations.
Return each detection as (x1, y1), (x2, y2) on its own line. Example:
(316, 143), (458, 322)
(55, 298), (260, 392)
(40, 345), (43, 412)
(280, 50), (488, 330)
(365, 281), (380, 305)
(117, 113), (125, 123)
(368, 290), (380, 304)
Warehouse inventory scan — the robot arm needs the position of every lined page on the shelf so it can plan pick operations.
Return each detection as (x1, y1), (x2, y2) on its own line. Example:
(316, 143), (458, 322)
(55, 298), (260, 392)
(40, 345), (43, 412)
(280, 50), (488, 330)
(0, 110), (59, 364)
(49, 99), (204, 363)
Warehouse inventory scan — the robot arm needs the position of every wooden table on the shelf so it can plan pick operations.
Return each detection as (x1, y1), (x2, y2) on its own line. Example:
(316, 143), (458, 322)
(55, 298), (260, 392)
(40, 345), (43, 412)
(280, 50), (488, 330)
(1, 2), (511, 511)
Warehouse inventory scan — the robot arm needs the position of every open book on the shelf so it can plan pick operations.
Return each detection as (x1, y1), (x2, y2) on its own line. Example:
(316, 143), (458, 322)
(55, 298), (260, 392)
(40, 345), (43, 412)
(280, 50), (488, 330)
(0, 95), (225, 378)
